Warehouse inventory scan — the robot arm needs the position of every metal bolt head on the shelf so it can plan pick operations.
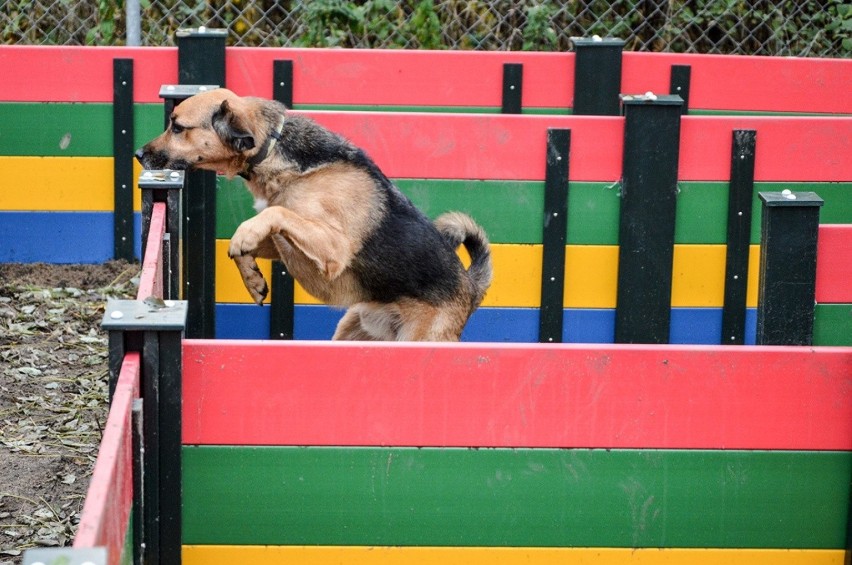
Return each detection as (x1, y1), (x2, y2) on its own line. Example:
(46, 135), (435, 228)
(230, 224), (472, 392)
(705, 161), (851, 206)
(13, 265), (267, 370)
(110, 310), (124, 319)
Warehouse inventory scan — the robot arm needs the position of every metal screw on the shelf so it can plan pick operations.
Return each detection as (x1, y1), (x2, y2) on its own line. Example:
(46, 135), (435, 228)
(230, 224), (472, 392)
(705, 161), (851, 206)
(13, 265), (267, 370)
(550, 277), (555, 282)
(553, 212), (558, 217)
(166, 85), (175, 91)
(733, 275), (739, 280)
(556, 156), (562, 161)
(199, 86), (208, 91)
(738, 211), (743, 216)
(510, 85), (515, 90)
(110, 310), (124, 319)
(121, 129), (126, 134)
(169, 171), (180, 179)
(548, 337), (553, 342)
(122, 81), (127, 86)
(730, 336), (736, 341)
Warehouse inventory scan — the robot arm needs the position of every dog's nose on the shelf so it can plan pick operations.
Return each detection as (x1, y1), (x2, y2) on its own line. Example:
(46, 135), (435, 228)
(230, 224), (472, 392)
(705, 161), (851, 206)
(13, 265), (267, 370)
(134, 148), (145, 163)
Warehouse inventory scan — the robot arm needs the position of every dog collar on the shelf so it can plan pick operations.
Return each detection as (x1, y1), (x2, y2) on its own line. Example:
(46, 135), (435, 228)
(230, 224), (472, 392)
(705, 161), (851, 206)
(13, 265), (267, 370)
(240, 117), (285, 180)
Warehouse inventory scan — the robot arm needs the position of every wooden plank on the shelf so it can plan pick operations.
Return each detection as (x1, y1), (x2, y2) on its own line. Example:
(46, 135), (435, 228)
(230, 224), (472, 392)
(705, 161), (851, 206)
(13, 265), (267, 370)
(181, 446), (852, 548)
(814, 304), (852, 346)
(136, 202), (166, 300)
(227, 47), (572, 108)
(0, 46), (176, 103)
(623, 52), (852, 114)
(679, 116), (851, 182)
(213, 240), (760, 308)
(182, 341), (852, 450)
(0, 212), (119, 263)
(816, 225), (852, 303)
(183, 545), (847, 565)
(213, 304), (758, 345)
(4, 47), (846, 114)
(74, 352), (139, 563)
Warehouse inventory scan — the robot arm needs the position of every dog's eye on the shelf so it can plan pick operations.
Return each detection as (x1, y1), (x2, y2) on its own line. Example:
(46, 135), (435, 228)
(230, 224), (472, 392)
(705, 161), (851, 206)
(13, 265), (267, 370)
(171, 122), (185, 134)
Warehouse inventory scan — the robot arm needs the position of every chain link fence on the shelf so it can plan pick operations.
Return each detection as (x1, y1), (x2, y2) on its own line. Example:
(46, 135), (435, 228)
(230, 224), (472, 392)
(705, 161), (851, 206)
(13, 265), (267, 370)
(2, 0), (849, 57)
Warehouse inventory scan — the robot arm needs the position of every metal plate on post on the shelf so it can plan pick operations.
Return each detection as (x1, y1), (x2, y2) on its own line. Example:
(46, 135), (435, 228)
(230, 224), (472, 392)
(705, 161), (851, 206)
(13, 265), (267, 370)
(24, 547), (107, 565)
(101, 299), (188, 331)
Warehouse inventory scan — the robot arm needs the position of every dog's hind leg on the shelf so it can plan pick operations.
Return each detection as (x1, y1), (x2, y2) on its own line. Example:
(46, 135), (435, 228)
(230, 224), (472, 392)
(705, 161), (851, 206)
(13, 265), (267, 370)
(332, 308), (380, 341)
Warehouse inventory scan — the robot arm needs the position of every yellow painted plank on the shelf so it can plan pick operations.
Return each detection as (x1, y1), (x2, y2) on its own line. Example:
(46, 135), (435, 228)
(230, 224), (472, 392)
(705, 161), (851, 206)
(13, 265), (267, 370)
(565, 244), (619, 308)
(214, 240), (760, 308)
(0, 156), (141, 211)
(184, 545), (845, 565)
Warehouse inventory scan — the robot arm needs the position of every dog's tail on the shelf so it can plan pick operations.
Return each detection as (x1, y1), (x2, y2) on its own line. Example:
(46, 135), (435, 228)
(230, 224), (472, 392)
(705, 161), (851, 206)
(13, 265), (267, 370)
(434, 212), (493, 308)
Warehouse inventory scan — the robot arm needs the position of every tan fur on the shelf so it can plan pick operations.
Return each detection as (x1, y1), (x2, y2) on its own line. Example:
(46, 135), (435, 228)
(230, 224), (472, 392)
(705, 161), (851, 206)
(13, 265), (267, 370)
(138, 88), (492, 341)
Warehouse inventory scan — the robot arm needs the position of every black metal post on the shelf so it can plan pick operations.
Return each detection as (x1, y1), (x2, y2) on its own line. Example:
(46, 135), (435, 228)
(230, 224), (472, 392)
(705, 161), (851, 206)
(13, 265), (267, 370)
(669, 65), (691, 115)
(102, 300), (187, 565)
(570, 37), (625, 116)
(501, 63), (523, 114)
(615, 93), (684, 344)
(177, 28), (226, 339)
(113, 58), (135, 261)
(721, 130), (756, 345)
(140, 169), (185, 301)
(756, 191), (824, 345)
(539, 129), (570, 343)
(269, 61), (296, 340)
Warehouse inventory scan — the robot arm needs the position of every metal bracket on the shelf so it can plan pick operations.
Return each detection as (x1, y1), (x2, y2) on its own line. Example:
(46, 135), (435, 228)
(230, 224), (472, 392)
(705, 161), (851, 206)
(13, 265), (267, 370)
(24, 547), (107, 565)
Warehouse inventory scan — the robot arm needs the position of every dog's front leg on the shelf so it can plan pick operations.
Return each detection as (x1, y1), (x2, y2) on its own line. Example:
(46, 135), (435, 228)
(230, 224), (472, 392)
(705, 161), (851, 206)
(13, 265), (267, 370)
(230, 238), (279, 305)
(229, 205), (351, 290)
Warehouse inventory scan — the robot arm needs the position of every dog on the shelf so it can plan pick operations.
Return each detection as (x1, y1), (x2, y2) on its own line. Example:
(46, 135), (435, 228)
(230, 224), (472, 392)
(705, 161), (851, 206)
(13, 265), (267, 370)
(135, 88), (492, 341)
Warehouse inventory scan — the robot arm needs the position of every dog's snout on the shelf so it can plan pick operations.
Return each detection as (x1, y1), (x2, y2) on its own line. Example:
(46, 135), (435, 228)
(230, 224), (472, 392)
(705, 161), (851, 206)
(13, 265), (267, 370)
(134, 148), (145, 162)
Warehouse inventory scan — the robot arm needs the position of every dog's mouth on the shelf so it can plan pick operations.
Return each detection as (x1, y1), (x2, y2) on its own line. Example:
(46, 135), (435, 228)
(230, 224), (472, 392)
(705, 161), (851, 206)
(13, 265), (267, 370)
(134, 148), (192, 172)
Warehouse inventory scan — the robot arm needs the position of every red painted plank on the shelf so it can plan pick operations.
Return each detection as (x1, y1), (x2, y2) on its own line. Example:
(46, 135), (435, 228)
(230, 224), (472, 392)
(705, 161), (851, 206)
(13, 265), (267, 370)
(182, 341), (852, 450)
(678, 116), (851, 181)
(4, 47), (848, 114)
(817, 225), (852, 303)
(74, 353), (139, 565)
(301, 111), (622, 181)
(624, 52), (852, 114)
(227, 47), (573, 107)
(136, 202), (165, 300)
(297, 112), (849, 181)
(0, 46), (175, 103)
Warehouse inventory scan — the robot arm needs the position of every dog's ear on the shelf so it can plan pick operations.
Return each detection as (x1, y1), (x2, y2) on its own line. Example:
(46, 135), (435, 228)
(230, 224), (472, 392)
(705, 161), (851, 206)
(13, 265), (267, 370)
(212, 99), (256, 152)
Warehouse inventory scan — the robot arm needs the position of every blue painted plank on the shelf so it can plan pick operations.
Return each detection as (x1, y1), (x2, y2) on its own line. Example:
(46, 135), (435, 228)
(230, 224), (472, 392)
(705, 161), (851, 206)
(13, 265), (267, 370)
(0, 211), (140, 263)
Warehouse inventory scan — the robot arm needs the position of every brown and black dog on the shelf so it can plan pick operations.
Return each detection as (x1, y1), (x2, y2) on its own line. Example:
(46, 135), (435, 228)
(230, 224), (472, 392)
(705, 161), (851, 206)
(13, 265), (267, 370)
(135, 88), (492, 341)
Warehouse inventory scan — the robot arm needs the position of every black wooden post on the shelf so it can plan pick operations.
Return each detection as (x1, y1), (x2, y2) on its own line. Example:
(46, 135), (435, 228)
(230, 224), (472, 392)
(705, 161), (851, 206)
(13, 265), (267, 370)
(570, 37), (625, 115)
(102, 299), (187, 565)
(177, 28), (226, 339)
(140, 169), (185, 301)
(539, 129), (570, 343)
(267, 60), (297, 340)
(113, 58), (135, 261)
(501, 63), (523, 114)
(756, 191), (824, 345)
(669, 65), (691, 115)
(615, 93), (684, 344)
(159, 85), (219, 335)
(721, 130), (756, 345)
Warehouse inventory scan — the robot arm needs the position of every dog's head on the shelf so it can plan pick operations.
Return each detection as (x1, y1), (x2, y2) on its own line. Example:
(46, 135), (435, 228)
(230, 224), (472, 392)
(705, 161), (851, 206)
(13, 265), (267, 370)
(135, 88), (280, 177)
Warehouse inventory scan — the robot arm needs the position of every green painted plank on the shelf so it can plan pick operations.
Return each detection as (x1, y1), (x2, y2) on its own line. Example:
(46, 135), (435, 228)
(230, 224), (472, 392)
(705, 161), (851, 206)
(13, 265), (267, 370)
(814, 304), (852, 346)
(0, 102), (165, 156)
(217, 179), (849, 245)
(182, 446), (851, 549)
(0, 102), (112, 156)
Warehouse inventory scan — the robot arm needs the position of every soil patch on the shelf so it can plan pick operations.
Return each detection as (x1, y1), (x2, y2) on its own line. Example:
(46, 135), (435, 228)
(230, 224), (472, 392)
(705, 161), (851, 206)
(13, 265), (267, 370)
(0, 261), (138, 564)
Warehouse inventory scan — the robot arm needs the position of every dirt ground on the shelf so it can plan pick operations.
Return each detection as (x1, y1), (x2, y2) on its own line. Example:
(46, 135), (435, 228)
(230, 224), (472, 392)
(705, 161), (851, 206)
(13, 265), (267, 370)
(0, 261), (138, 564)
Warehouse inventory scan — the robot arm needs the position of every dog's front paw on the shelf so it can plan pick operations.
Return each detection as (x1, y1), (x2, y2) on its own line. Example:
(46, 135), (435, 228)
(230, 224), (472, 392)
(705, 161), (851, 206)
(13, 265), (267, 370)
(228, 217), (270, 258)
(232, 255), (268, 305)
